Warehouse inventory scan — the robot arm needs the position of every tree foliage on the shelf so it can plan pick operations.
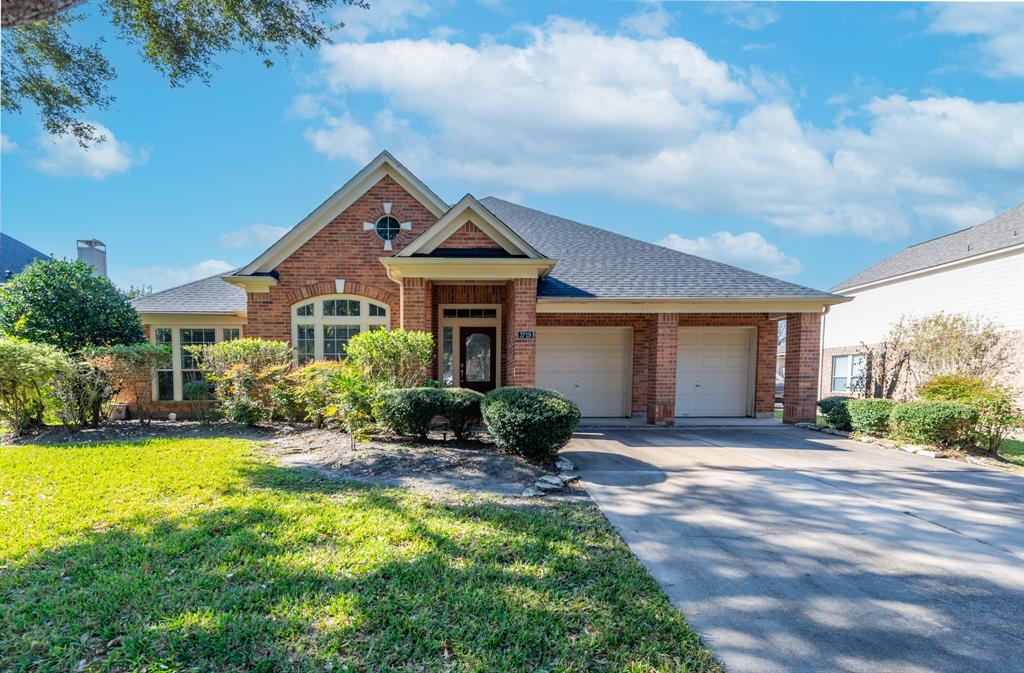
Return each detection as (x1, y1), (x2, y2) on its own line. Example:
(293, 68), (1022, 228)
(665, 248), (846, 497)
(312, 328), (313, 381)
(0, 258), (144, 352)
(2, 0), (366, 144)
(345, 328), (435, 392)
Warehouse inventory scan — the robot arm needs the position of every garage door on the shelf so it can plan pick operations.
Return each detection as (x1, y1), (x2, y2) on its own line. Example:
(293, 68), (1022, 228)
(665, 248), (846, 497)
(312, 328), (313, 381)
(676, 328), (751, 417)
(536, 327), (632, 417)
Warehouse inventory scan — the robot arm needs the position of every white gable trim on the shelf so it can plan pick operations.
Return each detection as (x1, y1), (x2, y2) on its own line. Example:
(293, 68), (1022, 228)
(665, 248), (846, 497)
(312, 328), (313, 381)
(236, 151), (448, 275)
(396, 194), (546, 259)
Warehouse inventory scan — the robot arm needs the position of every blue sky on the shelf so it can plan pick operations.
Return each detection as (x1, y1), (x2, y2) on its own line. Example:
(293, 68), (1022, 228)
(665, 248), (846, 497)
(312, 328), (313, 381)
(2, 1), (1022, 292)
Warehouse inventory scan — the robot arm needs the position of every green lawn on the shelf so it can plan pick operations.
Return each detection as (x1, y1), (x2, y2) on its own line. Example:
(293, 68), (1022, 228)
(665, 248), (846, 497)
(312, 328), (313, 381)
(0, 438), (719, 673)
(998, 438), (1024, 467)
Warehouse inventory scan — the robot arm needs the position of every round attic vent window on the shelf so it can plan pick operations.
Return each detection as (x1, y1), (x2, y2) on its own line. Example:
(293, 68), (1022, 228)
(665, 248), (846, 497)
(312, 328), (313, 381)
(375, 216), (401, 241)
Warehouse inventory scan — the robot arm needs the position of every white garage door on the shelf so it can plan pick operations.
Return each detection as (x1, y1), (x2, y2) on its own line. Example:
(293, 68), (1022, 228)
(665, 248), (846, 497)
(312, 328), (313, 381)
(676, 328), (751, 417)
(536, 327), (632, 417)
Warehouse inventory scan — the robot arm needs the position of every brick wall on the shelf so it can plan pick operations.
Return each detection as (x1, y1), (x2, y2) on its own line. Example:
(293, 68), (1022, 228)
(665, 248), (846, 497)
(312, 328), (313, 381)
(436, 221), (503, 250)
(648, 314), (679, 424)
(246, 175), (437, 339)
(433, 283), (508, 381)
(504, 278), (537, 387)
(783, 312), (822, 424)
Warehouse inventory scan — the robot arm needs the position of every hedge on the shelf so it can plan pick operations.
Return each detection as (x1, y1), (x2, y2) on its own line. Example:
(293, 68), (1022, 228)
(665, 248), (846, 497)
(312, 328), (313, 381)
(890, 401), (979, 448)
(480, 387), (581, 462)
(817, 396), (852, 431)
(847, 398), (896, 435)
(375, 387), (484, 440)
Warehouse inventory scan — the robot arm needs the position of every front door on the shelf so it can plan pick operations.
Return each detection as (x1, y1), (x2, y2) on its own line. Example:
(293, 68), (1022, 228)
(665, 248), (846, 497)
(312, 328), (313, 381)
(460, 326), (497, 393)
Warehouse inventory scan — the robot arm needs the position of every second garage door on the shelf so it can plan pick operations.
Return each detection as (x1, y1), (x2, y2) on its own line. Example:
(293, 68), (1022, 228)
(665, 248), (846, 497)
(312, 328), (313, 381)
(676, 327), (752, 417)
(536, 327), (632, 417)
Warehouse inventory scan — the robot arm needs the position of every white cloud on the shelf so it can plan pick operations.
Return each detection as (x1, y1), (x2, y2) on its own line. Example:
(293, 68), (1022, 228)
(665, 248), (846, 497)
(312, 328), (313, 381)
(620, 1), (674, 38)
(707, 2), (779, 30)
(929, 3), (1024, 78)
(124, 259), (235, 291)
(31, 123), (145, 179)
(659, 231), (803, 277)
(336, 0), (432, 42)
(742, 42), (775, 52)
(301, 19), (1024, 241)
(0, 133), (17, 153)
(218, 224), (289, 249)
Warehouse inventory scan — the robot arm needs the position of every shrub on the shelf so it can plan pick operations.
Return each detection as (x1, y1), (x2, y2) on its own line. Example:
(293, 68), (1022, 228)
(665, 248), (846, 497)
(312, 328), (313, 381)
(376, 388), (447, 439)
(919, 374), (1023, 453)
(187, 338), (292, 426)
(323, 363), (375, 449)
(345, 329), (434, 391)
(817, 396), (852, 431)
(52, 361), (112, 430)
(890, 401), (979, 448)
(0, 337), (69, 433)
(441, 388), (484, 440)
(0, 258), (143, 351)
(848, 398), (896, 435)
(288, 361), (347, 427)
(481, 387), (581, 462)
(87, 342), (171, 424)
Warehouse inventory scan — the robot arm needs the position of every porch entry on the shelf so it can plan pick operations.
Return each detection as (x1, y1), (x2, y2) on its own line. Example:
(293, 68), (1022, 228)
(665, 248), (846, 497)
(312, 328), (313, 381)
(438, 305), (501, 392)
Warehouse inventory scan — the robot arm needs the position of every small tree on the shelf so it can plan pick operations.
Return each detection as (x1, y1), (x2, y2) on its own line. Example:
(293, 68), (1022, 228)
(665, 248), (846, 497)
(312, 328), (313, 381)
(345, 329), (434, 392)
(87, 342), (171, 425)
(188, 338), (292, 426)
(903, 312), (1014, 385)
(0, 336), (69, 433)
(0, 258), (144, 352)
(323, 363), (375, 450)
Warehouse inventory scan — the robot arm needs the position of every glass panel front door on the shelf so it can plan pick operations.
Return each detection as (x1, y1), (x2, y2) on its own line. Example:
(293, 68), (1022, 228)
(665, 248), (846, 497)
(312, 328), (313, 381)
(460, 327), (496, 392)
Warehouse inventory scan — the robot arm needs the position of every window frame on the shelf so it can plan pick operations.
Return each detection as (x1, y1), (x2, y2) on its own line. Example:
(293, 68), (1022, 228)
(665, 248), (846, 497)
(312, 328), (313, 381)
(290, 295), (390, 363)
(830, 353), (866, 394)
(147, 323), (242, 402)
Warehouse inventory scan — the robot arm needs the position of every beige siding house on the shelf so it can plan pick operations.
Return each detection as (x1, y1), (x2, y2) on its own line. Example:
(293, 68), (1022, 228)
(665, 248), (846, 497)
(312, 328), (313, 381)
(821, 204), (1024, 398)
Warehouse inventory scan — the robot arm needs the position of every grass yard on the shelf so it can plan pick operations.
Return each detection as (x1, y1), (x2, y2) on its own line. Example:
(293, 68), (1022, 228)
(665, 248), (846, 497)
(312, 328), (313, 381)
(0, 438), (719, 673)
(998, 438), (1024, 467)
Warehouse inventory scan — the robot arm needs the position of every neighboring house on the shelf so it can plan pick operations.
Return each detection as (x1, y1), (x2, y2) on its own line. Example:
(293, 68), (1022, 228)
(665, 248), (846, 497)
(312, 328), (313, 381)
(132, 152), (846, 424)
(821, 204), (1024, 398)
(1, 233), (49, 280)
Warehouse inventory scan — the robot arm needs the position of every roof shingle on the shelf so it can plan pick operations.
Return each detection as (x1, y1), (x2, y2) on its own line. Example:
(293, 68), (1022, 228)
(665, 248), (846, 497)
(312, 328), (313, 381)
(832, 204), (1024, 292)
(480, 197), (837, 299)
(1, 233), (50, 279)
(131, 272), (246, 314)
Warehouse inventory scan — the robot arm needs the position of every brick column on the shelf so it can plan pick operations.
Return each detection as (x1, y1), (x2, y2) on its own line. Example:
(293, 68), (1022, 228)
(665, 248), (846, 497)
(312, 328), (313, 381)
(646, 313), (678, 425)
(505, 277), (537, 387)
(754, 316), (778, 417)
(400, 278), (432, 332)
(783, 312), (822, 424)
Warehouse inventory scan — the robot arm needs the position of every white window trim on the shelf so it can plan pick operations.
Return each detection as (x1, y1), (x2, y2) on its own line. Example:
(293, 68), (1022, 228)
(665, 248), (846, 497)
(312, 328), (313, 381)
(831, 353), (866, 394)
(291, 294), (389, 363)
(437, 304), (502, 388)
(149, 325), (242, 401)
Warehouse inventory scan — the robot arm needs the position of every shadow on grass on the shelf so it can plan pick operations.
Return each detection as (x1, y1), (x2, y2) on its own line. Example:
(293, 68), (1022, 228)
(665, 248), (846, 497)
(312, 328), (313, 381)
(2, 460), (717, 673)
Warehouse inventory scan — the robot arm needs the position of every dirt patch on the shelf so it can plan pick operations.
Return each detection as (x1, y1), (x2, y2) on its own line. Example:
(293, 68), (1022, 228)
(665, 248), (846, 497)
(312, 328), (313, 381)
(267, 429), (583, 499)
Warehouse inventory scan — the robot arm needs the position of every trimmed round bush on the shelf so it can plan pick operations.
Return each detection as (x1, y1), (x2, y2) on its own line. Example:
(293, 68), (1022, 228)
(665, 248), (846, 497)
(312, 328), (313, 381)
(481, 387), (581, 461)
(890, 401), (979, 448)
(441, 388), (484, 440)
(817, 396), (852, 431)
(375, 388), (447, 439)
(847, 398), (896, 435)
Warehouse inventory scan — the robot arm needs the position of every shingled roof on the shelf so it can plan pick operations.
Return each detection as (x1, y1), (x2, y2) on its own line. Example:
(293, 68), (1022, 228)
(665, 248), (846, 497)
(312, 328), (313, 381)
(480, 197), (837, 300)
(1, 233), (49, 280)
(131, 272), (246, 314)
(832, 204), (1024, 292)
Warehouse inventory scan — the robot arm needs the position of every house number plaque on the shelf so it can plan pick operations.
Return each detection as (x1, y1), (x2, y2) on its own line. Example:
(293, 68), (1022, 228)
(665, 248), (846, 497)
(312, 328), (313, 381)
(516, 330), (535, 339)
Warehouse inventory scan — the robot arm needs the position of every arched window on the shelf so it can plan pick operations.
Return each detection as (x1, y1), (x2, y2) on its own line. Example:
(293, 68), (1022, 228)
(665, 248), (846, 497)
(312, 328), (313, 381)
(291, 295), (389, 363)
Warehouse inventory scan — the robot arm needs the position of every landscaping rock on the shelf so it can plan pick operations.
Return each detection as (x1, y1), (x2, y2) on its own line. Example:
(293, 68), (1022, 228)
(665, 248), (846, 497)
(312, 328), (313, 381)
(900, 445), (922, 454)
(537, 474), (563, 487)
(794, 422), (818, 430)
(559, 472), (580, 483)
(521, 486), (545, 498)
(917, 449), (947, 459)
(555, 457), (575, 471)
(535, 479), (564, 492)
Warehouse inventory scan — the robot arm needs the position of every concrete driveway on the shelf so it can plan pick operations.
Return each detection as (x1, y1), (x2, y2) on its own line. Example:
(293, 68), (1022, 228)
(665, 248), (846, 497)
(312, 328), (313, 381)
(563, 426), (1024, 673)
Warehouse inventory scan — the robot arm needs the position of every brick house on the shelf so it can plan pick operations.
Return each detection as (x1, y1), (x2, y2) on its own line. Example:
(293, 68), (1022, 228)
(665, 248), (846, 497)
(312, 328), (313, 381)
(132, 152), (847, 425)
